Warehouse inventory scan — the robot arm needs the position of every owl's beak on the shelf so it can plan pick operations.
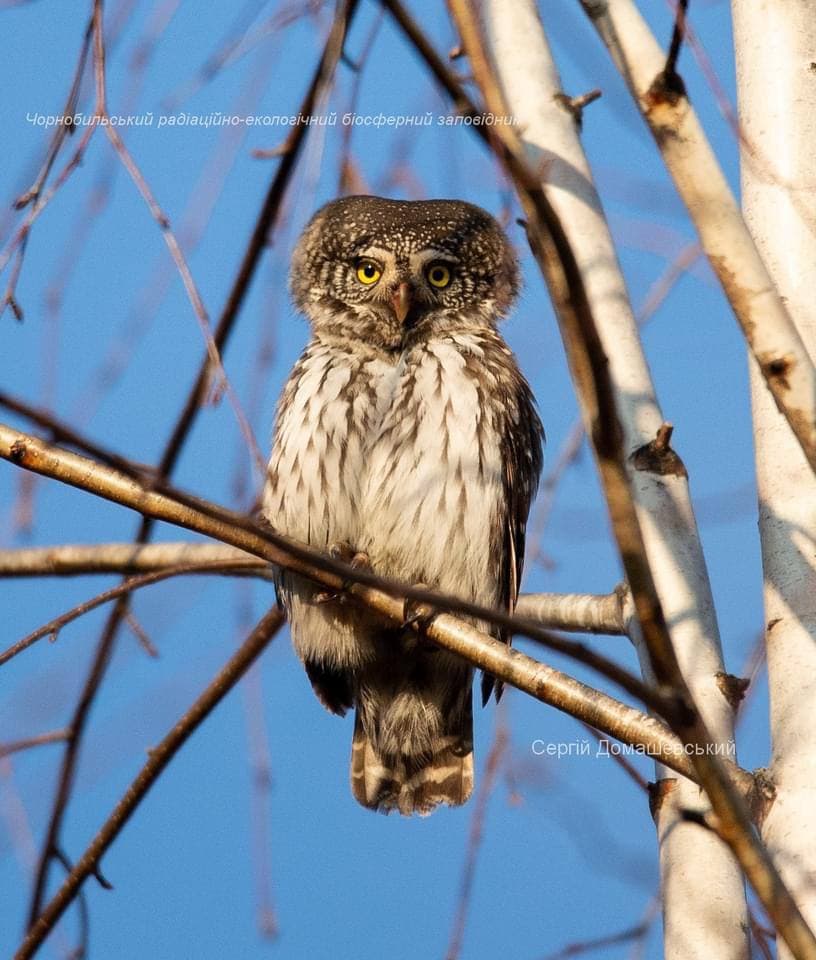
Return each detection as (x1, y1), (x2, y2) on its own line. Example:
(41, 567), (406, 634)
(390, 282), (413, 324)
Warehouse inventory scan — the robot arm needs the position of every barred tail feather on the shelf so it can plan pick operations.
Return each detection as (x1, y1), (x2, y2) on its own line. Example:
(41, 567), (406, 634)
(350, 713), (474, 817)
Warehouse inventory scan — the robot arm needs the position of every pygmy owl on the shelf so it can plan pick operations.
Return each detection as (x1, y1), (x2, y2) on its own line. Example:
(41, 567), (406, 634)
(264, 196), (543, 816)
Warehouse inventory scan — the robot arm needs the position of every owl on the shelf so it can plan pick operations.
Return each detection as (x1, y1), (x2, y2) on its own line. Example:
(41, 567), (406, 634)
(264, 196), (543, 816)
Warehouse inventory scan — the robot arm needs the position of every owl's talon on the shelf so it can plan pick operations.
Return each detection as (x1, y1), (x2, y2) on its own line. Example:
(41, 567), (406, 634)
(402, 586), (437, 635)
(316, 544), (371, 604)
(314, 590), (341, 605)
(328, 541), (355, 562)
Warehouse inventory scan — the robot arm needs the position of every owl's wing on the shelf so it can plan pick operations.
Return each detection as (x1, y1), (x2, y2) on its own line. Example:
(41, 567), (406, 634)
(481, 382), (544, 705)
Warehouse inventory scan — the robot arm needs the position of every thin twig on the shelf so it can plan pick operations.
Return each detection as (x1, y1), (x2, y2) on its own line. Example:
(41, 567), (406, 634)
(539, 920), (652, 960)
(16, 607), (285, 960)
(663, 0), (688, 86)
(0, 388), (155, 480)
(14, 16), (94, 210)
(237, 585), (279, 939)
(445, 721), (508, 960)
(0, 730), (72, 760)
(0, 563), (260, 667)
(91, 8), (264, 474)
(337, 6), (385, 194)
(123, 610), (159, 658)
(51, 848), (90, 960)
(580, 723), (649, 792)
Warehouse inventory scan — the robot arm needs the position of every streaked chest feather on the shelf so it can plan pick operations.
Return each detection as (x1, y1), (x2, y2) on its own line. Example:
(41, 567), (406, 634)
(265, 334), (507, 597)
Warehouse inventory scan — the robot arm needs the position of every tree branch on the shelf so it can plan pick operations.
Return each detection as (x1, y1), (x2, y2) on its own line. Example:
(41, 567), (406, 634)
(0, 421), (724, 788)
(20, 0), (360, 926)
(442, 2), (815, 956)
(15, 607), (286, 960)
(0, 423), (660, 704)
(0, 563), (249, 667)
(579, 0), (816, 479)
(0, 729), (71, 759)
(0, 388), (155, 481)
(474, 2), (748, 955)
(0, 542), (629, 635)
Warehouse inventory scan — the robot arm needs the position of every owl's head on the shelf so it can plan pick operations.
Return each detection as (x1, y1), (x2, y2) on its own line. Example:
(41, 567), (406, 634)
(290, 196), (519, 350)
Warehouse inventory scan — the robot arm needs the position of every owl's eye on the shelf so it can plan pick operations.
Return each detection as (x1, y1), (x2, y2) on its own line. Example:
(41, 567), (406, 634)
(356, 260), (382, 285)
(426, 263), (452, 289)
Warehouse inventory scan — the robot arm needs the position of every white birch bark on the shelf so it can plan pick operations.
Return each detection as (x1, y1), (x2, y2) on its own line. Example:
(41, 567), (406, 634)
(732, 5), (816, 956)
(481, 3), (749, 956)
(580, 0), (816, 477)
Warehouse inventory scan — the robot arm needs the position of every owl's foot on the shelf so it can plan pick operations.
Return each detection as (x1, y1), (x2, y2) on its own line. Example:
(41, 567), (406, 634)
(402, 584), (439, 639)
(314, 544), (371, 604)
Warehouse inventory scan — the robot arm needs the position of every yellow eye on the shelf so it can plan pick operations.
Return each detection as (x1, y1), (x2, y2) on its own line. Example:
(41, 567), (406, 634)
(426, 263), (451, 288)
(356, 260), (381, 285)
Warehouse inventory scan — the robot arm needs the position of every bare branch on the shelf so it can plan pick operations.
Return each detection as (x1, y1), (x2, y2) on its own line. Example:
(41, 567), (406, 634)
(16, 607), (286, 960)
(662, 0), (688, 87)
(13, 15), (94, 210)
(0, 564), (240, 667)
(538, 919), (653, 960)
(18, 0), (360, 925)
(0, 542), (628, 634)
(579, 0), (816, 479)
(0, 730), (71, 759)
(0, 422), (717, 786)
(0, 423), (660, 709)
(89, 0), (264, 473)
(442, 2), (815, 955)
(445, 722), (507, 960)
(0, 542), (269, 577)
(516, 586), (629, 636)
(0, 388), (155, 480)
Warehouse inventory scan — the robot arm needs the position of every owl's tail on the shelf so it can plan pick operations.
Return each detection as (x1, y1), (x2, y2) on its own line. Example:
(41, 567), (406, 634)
(350, 667), (474, 816)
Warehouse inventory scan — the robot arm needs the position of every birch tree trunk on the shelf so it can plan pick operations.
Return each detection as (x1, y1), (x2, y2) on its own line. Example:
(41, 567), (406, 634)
(481, 3), (749, 956)
(732, 5), (816, 956)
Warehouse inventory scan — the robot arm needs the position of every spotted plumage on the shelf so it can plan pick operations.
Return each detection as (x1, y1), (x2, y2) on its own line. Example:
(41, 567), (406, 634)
(264, 196), (543, 815)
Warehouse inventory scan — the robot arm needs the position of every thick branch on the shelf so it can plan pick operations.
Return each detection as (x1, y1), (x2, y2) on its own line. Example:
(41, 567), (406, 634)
(477, 2), (748, 955)
(579, 0), (816, 478)
(0, 424), (654, 705)
(0, 422), (718, 788)
(732, 4), (816, 955)
(443, 2), (815, 956)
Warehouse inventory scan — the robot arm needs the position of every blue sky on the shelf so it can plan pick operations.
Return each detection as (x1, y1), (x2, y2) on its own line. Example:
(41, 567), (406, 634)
(0, 1), (769, 958)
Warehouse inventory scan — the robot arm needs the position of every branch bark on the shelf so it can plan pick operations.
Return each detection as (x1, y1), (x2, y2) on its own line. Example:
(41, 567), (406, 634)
(15, 607), (286, 960)
(732, 4), (816, 957)
(0, 542), (628, 633)
(0, 421), (723, 787)
(579, 0), (816, 478)
(441, 2), (815, 955)
(478, 2), (749, 955)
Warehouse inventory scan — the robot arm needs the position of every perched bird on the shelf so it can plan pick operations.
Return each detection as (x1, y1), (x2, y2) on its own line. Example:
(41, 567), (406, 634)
(264, 196), (543, 816)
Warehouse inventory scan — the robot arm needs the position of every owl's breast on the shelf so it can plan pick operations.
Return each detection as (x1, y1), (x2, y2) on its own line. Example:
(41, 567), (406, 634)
(359, 336), (506, 602)
(264, 342), (398, 547)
